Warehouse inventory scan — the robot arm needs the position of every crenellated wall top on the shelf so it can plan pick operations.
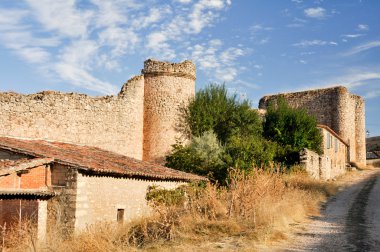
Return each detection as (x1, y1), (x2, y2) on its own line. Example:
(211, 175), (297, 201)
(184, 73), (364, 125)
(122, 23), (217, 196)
(142, 59), (196, 80)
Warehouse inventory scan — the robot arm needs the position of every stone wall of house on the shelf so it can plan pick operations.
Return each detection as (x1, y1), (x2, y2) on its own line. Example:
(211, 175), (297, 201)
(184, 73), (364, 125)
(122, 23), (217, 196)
(320, 127), (348, 178)
(47, 164), (78, 236)
(0, 75), (145, 160)
(259, 86), (366, 167)
(299, 148), (321, 179)
(143, 59), (196, 163)
(73, 171), (184, 231)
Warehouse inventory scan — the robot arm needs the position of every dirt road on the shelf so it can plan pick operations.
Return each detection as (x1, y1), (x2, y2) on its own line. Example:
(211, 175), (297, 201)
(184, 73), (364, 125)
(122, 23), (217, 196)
(284, 169), (380, 251)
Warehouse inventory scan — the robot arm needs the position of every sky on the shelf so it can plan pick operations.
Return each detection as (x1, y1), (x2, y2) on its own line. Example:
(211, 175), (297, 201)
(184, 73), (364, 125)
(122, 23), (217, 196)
(0, 0), (379, 136)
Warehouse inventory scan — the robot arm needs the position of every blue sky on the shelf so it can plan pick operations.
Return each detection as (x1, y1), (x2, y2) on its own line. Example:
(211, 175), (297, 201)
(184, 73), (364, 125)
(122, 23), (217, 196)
(0, 0), (379, 136)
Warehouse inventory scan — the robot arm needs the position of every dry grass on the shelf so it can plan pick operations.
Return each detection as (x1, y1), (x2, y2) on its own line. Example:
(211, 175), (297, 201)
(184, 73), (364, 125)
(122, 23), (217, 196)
(1, 169), (342, 251)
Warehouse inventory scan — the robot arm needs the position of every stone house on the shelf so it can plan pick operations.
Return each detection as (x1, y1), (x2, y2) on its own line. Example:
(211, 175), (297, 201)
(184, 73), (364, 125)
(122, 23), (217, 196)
(0, 136), (205, 238)
(300, 125), (349, 180)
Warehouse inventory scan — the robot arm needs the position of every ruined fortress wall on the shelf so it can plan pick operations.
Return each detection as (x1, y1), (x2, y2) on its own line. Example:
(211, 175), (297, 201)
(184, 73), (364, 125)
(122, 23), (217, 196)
(259, 86), (366, 166)
(143, 60), (196, 163)
(0, 75), (145, 160)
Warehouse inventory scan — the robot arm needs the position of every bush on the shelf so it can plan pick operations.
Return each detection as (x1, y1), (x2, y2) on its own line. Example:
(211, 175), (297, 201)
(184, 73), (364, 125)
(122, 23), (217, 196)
(165, 130), (228, 183)
(263, 97), (322, 165)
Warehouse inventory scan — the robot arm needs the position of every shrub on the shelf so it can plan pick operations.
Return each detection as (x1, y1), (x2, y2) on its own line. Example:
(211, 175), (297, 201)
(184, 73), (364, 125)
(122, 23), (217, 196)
(263, 97), (322, 165)
(166, 130), (228, 182)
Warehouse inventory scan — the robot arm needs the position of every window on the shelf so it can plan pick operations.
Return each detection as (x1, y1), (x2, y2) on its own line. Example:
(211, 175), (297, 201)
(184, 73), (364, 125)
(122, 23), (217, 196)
(117, 209), (124, 223)
(335, 138), (338, 153)
(327, 132), (331, 149)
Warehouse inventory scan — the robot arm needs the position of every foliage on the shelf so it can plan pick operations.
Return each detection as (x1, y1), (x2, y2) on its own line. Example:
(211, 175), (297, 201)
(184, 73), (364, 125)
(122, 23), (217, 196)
(165, 130), (228, 183)
(168, 84), (276, 182)
(146, 185), (187, 207)
(263, 97), (322, 165)
(183, 84), (263, 143)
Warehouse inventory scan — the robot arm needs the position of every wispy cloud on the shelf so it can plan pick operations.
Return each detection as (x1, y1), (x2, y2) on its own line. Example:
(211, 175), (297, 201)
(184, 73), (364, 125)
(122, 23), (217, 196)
(357, 24), (369, 31)
(341, 34), (364, 39)
(304, 7), (326, 19)
(296, 70), (380, 99)
(287, 17), (307, 28)
(187, 39), (247, 83)
(293, 39), (338, 47)
(0, 0), (234, 94)
(344, 40), (380, 56)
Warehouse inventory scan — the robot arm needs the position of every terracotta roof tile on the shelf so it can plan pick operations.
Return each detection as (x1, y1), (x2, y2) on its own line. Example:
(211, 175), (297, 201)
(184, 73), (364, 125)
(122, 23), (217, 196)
(0, 137), (206, 182)
(0, 189), (55, 199)
(317, 124), (349, 146)
(0, 158), (53, 176)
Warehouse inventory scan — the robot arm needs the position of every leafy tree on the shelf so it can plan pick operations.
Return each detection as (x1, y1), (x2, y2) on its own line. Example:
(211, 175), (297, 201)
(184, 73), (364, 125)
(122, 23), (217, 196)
(167, 84), (275, 182)
(182, 84), (263, 143)
(263, 98), (322, 165)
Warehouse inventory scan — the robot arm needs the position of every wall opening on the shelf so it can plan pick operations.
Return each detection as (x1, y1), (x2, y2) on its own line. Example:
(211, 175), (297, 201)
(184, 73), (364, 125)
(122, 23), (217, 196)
(117, 209), (124, 223)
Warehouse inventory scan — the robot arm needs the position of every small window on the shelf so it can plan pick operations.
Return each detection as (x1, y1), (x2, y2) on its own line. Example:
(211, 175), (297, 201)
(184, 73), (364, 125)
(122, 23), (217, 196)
(117, 209), (124, 223)
(326, 133), (331, 149)
(335, 138), (338, 153)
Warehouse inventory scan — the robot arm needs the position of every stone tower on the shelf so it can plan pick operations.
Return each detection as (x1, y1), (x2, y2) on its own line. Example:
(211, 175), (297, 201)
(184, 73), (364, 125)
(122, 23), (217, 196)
(142, 59), (196, 163)
(259, 86), (366, 167)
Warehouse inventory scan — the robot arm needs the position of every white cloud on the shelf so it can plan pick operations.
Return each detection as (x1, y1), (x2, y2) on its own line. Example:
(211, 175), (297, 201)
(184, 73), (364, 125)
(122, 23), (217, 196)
(344, 41), (380, 56)
(174, 0), (192, 3)
(187, 0), (228, 34)
(220, 48), (244, 65)
(99, 27), (139, 56)
(16, 47), (50, 63)
(341, 34), (364, 39)
(250, 24), (273, 33)
(0, 0), (233, 94)
(364, 89), (380, 99)
(357, 24), (369, 31)
(304, 7), (326, 19)
(25, 0), (93, 38)
(292, 0), (303, 4)
(297, 70), (380, 99)
(293, 40), (337, 47)
(287, 17), (307, 28)
(55, 63), (118, 94)
(299, 59), (307, 64)
(188, 39), (246, 83)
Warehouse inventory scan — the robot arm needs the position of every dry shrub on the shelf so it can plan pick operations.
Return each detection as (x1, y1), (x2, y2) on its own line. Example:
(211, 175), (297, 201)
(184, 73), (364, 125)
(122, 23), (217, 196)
(1, 169), (339, 251)
(0, 218), (38, 252)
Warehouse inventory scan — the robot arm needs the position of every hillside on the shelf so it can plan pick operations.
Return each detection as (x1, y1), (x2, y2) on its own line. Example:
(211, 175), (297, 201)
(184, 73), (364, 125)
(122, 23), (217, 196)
(367, 136), (380, 151)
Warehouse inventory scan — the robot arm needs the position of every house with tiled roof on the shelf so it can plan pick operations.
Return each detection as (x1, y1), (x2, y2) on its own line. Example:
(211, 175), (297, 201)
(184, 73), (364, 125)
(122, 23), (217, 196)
(0, 136), (206, 238)
(299, 125), (349, 180)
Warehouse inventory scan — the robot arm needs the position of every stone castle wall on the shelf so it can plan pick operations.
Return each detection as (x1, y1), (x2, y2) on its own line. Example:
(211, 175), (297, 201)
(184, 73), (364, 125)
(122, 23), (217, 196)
(259, 86), (366, 166)
(0, 59), (195, 162)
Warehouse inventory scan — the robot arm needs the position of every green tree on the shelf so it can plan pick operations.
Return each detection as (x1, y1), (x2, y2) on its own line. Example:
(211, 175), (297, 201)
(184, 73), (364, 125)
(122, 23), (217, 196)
(263, 98), (322, 165)
(183, 84), (263, 143)
(167, 84), (276, 183)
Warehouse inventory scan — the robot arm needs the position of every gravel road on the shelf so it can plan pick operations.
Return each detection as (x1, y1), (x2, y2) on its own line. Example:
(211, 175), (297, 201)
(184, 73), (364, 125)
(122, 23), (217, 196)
(283, 169), (380, 252)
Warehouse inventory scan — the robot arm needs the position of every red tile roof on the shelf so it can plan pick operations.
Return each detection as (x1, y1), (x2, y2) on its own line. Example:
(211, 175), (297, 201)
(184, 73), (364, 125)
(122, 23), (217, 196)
(0, 158), (53, 176)
(317, 124), (349, 146)
(0, 189), (55, 199)
(0, 137), (206, 182)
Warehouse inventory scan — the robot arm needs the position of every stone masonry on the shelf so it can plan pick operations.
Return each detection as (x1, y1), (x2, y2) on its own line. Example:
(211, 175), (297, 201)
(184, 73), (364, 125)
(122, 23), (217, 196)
(259, 86), (366, 167)
(0, 59), (196, 163)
